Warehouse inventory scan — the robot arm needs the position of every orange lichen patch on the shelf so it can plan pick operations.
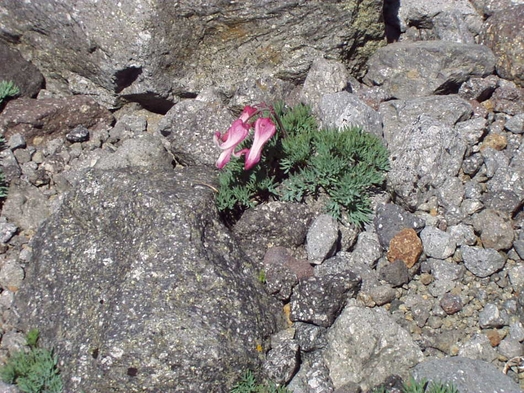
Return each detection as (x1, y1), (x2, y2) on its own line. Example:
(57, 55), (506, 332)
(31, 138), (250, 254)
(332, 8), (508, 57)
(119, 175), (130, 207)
(480, 133), (507, 151)
(387, 228), (423, 268)
(255, 341), (264, 353)
(486, 329), (502, 347)
(283, 303), (292, 327)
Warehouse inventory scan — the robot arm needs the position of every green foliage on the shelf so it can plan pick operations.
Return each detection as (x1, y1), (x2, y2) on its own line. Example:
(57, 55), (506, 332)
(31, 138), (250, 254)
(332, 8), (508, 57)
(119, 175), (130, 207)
(216, 103), (389, 226)
(371, 377), (459, 393)
(230, 370), (291, 393)
(0, 329), (63, 393)
(0, 80), (19, 106)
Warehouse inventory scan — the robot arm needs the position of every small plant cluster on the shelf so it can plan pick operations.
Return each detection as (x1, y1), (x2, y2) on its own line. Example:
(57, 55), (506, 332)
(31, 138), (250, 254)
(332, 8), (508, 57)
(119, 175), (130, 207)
(0, 80), (19, 106)
(371, 377), (459, 393)
(215, 102), (389, 226)
(0, 328), (63, 393)
(230, 370), (291, 393)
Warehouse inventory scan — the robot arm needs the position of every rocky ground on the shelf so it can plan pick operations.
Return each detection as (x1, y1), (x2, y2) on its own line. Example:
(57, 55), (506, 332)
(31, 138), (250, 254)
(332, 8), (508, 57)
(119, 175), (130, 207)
(0, 1), (524, 393)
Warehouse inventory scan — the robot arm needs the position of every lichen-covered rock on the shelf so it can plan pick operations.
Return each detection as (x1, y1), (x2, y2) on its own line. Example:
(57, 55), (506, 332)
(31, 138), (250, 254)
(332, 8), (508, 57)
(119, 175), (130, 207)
(13, 166), (279, 393)
(0, 0), (385, 110)
(481, 5), (524, 87)
(322, 301), (424, 391)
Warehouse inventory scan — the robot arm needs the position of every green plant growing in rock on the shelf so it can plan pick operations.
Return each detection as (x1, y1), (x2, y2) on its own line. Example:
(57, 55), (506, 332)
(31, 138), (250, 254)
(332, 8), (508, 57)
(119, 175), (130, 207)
(0, 328), (63, 393)
(215, 102), (389, 226)
(0, 80), (19, 106)
(230, 370), (291, 393)
(371, 377), (459, 393)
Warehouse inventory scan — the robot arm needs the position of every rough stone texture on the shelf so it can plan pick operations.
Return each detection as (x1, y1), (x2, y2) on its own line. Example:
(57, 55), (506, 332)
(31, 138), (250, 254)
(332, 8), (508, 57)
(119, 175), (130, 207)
(380, 96), (471, 210)
(0, 0), (385, 110)
(318, 92), (384, 138)
(413, 357), (522, 393)
(300, 58), (349, 116)
(420, 226), (456, 260)
(306, 214), (339, 265)
(93, 134), (173, 171)
(458, 75), (499, 102)
(479, 303), (509, 328)
(0, 96), (114, 145)
(233, 202), (312, 264)
(505, 113), (524, 134)
(472, 209), (514, 251)
(481, 5), (524, 87)
(490, 82), (524, 115)
(440, 293), (463, 315)
(470, 0), (524, 17)
(378, 259), (409, 287)
(374, 203), (425, 249)
(0, 41), (44, 98)
(158, 96), (235, 167)
(462, 245), (506, 278)
(323, 301), (424, 391)
(290, 272), (361, 328)
(262, 339), (300, 385)
(386, 228), (423, 268)
(363, 41), (496, 99)
(13, 166), (279, 393)
(1, 179), (51, 231)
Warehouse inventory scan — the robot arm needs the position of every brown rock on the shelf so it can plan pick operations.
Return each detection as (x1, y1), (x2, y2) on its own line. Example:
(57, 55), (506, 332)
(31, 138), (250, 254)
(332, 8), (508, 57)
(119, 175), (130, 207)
(486, 329), (502, 347)
(387, 228), (423, 268)
(480, 133), (507, 151)
(439, 293), (463, 315)
(0, 96), (114, 145)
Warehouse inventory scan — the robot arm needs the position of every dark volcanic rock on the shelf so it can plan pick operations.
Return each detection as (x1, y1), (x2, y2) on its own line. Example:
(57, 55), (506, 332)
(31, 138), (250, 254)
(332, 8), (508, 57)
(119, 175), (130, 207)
(13, 166), (278, 393)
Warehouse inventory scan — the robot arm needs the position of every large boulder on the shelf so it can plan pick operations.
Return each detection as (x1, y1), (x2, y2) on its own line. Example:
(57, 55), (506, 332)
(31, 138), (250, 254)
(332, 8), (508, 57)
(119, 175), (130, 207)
(364, 41), (496, 99)
(481, 5), (524, 87)
(0, 0), (385, 111)
(12, 166), (279, 392)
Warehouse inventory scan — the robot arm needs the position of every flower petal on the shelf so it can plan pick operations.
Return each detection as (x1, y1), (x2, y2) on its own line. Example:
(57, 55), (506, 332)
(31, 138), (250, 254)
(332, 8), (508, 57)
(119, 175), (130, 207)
(216, 147), (235, 169)
(217, 119), (250, 150)
(239, 106), (257, 123)
(244, 117), (276, 170)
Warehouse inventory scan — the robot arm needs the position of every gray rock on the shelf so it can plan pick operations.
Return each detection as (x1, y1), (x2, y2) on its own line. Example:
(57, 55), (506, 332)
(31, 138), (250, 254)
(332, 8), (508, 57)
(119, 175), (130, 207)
(462, 245), (506, 278)
(509, 321), (524, 342)
(455, 117), (488, 147)
(431, 10), (478, 43)
(0, 148), (21, 183)
(498, 337), (523, 359)
(300, 58), (349, 116)
(0, 41), (44, 98)
(233, 202), (312, 264)
(448, 224), (477, 246)
(479, 303), (509, 328)
(374, 203), (425, 249)
(367, 284), (397, 306)
(228, 76), (294, 112)
(109, 114), (148, 144)
(1, 180), (51, 231)
(13, 166), (278, 392)
(306, 214), (339, 265)
(294, 322), (327, 353)
(66, 125), (90, 143)
(265, 262), (298, 302)
(262, 339), (300, 385)
(322, 301), (424, 391)
(384, 113), (468, 209)
(7, 133), (26, 150)
(0, 1), (384, 109)
(378, 259), (409, 287)
(514, 240), (524, 259)
(0, 221), (17, 244)
(430, 259), (466, 281)
(0, 258), (25, 291)
(458, 333), (498, 362)
(364, 41), (495, 99)
(437, 177), (465, 210)
(412, 357), (522, 393)
(481, 190), (522, 215)
(158, 99), (234, 167)
(505, 113), (524, 134)
(93, 134), (172, 170)
(472, 209), (514, 251)
(480, 5), (524, 87)
(420, 226), (456, 260)
(290, 271), (360, 328)
(305, 356), (335, 393)
(318, 92), (383, 138)
(458, 75), (499, 101)
(349, 232), (383, 267)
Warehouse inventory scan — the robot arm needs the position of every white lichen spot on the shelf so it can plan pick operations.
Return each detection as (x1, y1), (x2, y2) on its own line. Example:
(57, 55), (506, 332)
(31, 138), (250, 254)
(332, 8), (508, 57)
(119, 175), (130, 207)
(110, 346), (124, 359)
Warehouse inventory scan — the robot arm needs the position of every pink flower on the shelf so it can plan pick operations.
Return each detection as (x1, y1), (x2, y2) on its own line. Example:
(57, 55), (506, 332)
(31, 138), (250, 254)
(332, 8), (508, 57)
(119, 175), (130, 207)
(214, 119), (250, 169)
(244, 117), (276, 170)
